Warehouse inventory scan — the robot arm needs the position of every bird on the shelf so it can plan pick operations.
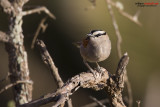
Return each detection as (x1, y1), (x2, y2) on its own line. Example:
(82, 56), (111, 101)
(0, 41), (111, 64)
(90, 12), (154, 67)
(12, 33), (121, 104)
(74, 30), (111, 73)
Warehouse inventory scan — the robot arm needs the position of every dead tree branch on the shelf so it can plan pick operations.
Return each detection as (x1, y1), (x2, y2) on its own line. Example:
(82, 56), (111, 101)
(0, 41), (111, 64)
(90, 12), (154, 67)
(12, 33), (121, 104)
(19, 53), (129, 107)
(36, 40), (72, 107)
(89, 96), (106, 107)
(22, 6), (56, 19)
(82, 98), (109, 107)
(31, 17), (48, 49)
(0, 80), (33, 94)
(115, 53), (129, 87)
(108, 0), (141, 26)
(0, 72), (10, 83)
(105, 53), (129, 107)
(106, 0), (122, 58)
(87, 0), (141, 26)
(0, 0), (14, 14)
(106, 0), (133, 106)
(136, 100), (141, 107)
(0, 0), (56, 105)
(0, 0), (33, 105)
(0, 31), (10, 43)
(19, 68), (109, 107)
(36, 40), (63, 88)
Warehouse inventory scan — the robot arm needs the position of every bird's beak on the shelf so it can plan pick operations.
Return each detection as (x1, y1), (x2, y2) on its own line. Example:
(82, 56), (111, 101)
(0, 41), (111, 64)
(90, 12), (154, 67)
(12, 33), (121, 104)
(87, 34), (92, 37)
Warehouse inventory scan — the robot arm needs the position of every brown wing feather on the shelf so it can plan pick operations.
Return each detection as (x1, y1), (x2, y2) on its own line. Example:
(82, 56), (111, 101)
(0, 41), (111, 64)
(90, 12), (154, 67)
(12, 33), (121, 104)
(83, 39), (89, 48)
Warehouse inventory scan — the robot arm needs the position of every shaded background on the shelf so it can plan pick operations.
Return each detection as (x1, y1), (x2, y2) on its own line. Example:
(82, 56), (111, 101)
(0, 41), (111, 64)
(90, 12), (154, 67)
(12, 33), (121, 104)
(0, 0), (160, 107)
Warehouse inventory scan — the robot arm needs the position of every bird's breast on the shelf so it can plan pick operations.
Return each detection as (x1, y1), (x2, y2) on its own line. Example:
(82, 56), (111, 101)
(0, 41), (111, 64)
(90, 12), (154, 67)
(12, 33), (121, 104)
(80, 36), (111, 62)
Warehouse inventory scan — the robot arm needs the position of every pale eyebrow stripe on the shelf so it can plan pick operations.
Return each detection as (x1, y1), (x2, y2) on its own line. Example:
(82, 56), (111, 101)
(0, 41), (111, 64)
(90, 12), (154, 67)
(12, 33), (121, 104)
(92, 31), (105, 36)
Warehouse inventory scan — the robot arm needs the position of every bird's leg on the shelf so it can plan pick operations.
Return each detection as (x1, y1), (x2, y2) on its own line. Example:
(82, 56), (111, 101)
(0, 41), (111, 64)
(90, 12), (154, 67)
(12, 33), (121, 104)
(83, 60), (96, 74)
(83, 60), (94, 72)
(96, 62), (102, 72)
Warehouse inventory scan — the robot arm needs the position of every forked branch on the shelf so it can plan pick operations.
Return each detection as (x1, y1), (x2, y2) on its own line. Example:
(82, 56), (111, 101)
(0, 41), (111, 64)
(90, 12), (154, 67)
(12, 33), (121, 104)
(20, 53), (129, 107)
(36, 40), (72, 107)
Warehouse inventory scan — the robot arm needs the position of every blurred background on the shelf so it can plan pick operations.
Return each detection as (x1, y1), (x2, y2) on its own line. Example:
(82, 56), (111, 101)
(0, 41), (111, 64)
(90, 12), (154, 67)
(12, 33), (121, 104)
(0, 0), (160, 107)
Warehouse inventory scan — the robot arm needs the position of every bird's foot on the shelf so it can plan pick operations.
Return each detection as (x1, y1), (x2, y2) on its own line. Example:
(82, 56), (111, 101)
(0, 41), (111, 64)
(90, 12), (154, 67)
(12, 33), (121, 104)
(96, 66), (102, 72)
(96, 62), (102, 72)
(95, 62), (104, 77)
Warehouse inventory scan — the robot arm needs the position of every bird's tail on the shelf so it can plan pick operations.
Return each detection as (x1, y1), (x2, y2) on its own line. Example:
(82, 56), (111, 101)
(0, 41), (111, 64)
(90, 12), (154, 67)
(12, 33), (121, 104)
(72, 41), (81, 48)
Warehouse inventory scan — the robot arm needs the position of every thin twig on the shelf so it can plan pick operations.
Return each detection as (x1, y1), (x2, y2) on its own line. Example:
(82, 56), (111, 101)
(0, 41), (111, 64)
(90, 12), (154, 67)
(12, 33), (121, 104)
(36, 40), (72, 107)
(109, 1), (142, 26)
(31, 17), (48, 49)
(0, 31), (10, 43)
(22, 6), (56, 19)
(0, 80), (33, 94)
(86, 0), (141, 26)
(136, 100), (141, 107)
(106, 0), (133, 107)
(125, 73), (133, 107)
(0, 72), (10, 83)
(85, 0), (96, 10)
(67, 99), (73, 107)
(89, 96), (106, 107)
(82, 98), (109, 107)
(106, 0), (122, 58)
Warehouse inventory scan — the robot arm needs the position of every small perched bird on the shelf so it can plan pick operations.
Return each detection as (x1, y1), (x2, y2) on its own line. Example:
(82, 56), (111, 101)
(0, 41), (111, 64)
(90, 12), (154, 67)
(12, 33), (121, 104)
(75, 30), (111, 73)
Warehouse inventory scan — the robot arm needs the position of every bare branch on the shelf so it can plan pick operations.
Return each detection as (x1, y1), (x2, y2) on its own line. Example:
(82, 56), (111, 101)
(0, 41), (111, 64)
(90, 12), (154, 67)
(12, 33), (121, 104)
(1, 0), (54, 106)
(118, 10), (141, 26)
(105, 53), (129, 107)
(19, 67), (109, 107)
(11, 0), (29, 7)
(22, 6), (56, 19)
(0, 31), (10, 43)
(106, 1), (133, 106)
(106, 0), (122, 58)
(2, 0), (33, 105)
(36, 40), (64, 87)
(89, 96), (106, 107)
(36, 40), (73, 107)
(19, 53), (129, 107)
(116, 53), (129, 88)
(82, 98), (109, 107)
(136, 100), (141, 107)
(31, 17), (48, 49)
(0, 80), (33, 94)
(108, 0), (142, 26)
(86, 0), (141, 26)
(85, 0), (96, 10)
(0, 0), (13, 14)
(125, 74), (133, 107)
(67, 99), (73, 107)
(0, 72), (10, 83)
